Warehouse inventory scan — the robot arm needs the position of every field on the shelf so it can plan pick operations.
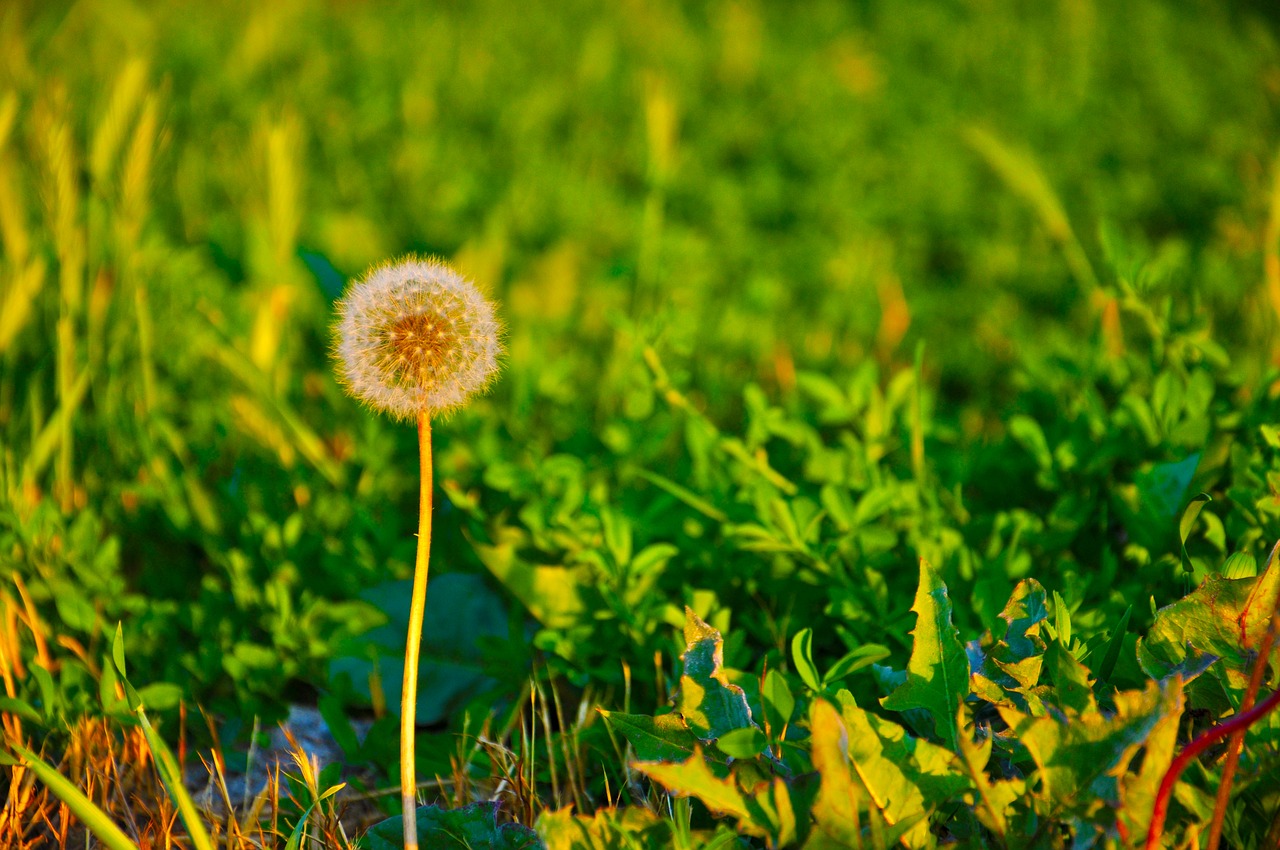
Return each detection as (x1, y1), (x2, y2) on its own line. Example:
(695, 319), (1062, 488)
(4, 0), (1280, 847)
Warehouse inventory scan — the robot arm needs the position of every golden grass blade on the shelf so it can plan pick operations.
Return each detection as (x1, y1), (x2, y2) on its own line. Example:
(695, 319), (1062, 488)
(111, 625), (217, 850)
(21, 366), (89, 484)
(0, 259), (46, 355)
(90, 58), (149, 186)
(3, 743), (140, 850)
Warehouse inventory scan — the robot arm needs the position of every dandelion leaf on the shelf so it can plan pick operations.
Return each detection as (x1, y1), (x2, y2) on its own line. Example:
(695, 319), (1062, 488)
(537, 806), (689, 850)
(841, 699), (969, 849)
(995, 679), (1178, 818)
(1137, 544), (1280, 689)
(598, 710), (720, 763)
(634, 753), (797, 846)
(880, 559), (970, 751)
(679, 607), (757, 741)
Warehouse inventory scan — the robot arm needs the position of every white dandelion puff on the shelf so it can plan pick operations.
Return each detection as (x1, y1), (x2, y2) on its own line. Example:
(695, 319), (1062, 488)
(334, 256), (502, 419)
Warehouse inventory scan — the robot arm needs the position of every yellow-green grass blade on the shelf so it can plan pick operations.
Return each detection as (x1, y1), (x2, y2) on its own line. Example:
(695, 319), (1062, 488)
(3, 742), (140, 850)
(112, 625), (216, 850)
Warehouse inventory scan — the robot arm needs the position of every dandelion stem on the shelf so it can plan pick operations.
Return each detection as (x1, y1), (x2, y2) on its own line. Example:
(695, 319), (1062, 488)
(400, 411), (432, 850)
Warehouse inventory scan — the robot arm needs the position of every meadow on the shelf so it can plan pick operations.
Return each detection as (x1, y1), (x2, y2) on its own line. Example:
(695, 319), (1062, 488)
(3, 0), (1280, 847)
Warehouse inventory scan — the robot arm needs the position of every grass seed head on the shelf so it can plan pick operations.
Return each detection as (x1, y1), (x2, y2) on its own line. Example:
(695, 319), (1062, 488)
(334, 256), (502, 419)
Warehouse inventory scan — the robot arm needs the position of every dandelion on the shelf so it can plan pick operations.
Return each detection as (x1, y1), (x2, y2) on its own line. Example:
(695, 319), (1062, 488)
(333, 256), (501, 850)
(335, 256), (501, 418)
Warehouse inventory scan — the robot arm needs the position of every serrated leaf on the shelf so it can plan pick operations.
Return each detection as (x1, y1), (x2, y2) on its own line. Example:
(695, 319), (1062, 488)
(599, 710), (716, 763)
(996, 679), (1177, 817)
(537, 806), (679, 850)
(841, 700), (970, 849)
(955, 707), (1023, 841)
(679, 608), (756, 740)
(1117, 679), (1185, 842)
(880, 559), (970, 750)
(1137, 544), (1280, 689)
(634, 752), (796, 846)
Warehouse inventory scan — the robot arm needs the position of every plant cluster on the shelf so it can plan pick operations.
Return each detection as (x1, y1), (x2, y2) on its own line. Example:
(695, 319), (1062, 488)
(2, 0), (1280, 847)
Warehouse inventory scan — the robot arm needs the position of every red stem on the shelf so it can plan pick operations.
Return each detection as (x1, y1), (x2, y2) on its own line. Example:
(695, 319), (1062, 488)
(1144, 686), (1280, 849)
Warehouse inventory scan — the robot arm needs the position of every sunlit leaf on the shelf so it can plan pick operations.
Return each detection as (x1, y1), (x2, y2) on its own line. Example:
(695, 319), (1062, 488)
(880, 559), (970, 750)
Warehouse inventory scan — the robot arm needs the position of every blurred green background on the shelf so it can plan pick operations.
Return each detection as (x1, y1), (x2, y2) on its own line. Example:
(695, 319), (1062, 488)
(3, 0), (1280, 738)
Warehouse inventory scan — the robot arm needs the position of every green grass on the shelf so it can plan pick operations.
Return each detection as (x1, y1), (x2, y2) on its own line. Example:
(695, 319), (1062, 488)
(3, 0), (1280, 847)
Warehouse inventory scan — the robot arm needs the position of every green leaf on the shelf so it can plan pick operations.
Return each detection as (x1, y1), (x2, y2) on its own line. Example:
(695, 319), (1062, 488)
(363, 802), (543, 850)
(328, 573), (508, 725)
(0, 697), (41, 724)
(761, 669), (795, 734)
(1137, 545), (1280, 689)
(112, 623), (127, 680)
(473, 527), (589, 630)
(537, 806), (681, 850)
(598, 710), (716, 763)
(1042, 639), (1094, 714)
(8, 741), (140, 850)
(823, 644), (891, 687)
(1221, 551), (1257, 580)
(955, 707), (1023, 842)
(996, 679), (1179, 817)
(716, 727), (767, 760)
(106, 625), (213, 850)
(880, 559), (970, 750)
(792, 628), (822, 692)
(1117, 679), (1186, 841)
(634, 753), (798, 846)
(1179, 492), (1211, 572)
(1051, 590), (1071, 648)
(679, 608), (757, 740)
(1096, 605), (1132, 686)
(841, 700), (970, 849)
(285, 783), (347, 850)
(807, 699), (864, 847)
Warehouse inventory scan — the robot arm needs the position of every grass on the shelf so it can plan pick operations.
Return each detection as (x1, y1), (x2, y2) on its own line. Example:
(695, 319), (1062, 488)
(3, 0), (1280, 847)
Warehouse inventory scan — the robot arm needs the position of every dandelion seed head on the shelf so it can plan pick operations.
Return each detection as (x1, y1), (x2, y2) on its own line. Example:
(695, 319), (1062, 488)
(334, 256), (502, 419)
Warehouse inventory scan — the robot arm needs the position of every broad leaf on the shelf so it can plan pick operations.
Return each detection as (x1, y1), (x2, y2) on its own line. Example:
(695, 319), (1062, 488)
(808, 699), (864, 847)
(473, 527), (590, 630)
(536, 806), (692, 850)
(327, 573), (508, 725)
(1116, 679), (1186, 842)
(1137, 545), (1280, 689)
(599, 710), (719, 763)
(634, 752), (798, 846)
(841, 700), (969, 849)
(679, 608), (757, 740)
(995, 679), (1179, 820)
(364, 802), (542, 850)
(880, 559), (970, 750)
(955, 707), (1023, 842)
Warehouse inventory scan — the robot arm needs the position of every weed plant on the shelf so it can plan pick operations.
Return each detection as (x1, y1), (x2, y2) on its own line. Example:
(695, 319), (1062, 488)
(2, 0), (1280, 847)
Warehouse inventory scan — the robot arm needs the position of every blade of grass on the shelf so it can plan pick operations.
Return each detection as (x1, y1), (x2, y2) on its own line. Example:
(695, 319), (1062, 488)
(2, 743), (139, 850)
(111, 625), (216, 850)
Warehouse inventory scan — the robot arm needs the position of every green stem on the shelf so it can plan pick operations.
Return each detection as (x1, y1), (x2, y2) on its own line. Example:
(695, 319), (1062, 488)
(400, 413), (432, 850)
